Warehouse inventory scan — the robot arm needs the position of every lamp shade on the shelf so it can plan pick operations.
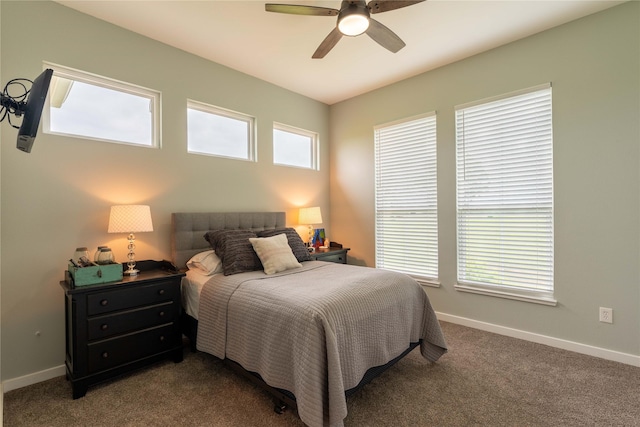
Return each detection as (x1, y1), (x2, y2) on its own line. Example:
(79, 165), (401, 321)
(299, 206), (323, 225)
(108, 205), (154, 233)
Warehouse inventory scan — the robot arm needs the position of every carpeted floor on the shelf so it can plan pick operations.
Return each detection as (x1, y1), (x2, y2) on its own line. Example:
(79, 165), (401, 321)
(4, 321), (639, 426)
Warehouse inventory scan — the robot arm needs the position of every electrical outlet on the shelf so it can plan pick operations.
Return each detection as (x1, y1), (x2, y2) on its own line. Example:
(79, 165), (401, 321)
(599, 307), (613, 324)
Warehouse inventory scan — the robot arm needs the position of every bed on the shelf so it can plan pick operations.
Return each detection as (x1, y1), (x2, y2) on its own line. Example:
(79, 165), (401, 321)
(171, 212), (447, 427)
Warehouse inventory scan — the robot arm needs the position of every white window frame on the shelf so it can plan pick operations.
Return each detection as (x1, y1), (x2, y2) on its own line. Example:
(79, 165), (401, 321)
(272, 122), (319, 170)
(187, 100), (256, 161)
(455, 84), (555, 306)
(374, 112), (439, 286)
(42, 62), (161, 148)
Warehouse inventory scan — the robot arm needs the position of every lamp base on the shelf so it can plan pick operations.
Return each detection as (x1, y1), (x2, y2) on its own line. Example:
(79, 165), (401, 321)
(123, 268), (139, 276)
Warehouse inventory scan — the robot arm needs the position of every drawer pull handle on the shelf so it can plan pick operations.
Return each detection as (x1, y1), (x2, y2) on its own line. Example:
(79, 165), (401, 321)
(158, 289), (165, 295)
(159, 311), (165, 317)
(102, 352), (109, 359)
(100, 299), (108, 306)
(159, 335), (165, 342)
(101, 324), (108, 331)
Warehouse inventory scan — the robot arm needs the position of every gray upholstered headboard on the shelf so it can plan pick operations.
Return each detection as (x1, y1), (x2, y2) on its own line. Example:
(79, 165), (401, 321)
(171, 212), (286, 269)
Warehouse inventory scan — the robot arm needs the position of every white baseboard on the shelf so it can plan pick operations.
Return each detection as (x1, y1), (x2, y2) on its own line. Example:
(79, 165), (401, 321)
(2, 365), (65, 393)
(437, 312), (640, 367)
(3, 315), (639, 393)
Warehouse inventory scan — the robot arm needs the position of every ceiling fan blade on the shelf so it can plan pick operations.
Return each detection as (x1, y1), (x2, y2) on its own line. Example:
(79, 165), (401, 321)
(312, 27), (343, 59)
(368, 0), (425, 14)
(265, 4), (339, 16)
(365, 18), (405, 53)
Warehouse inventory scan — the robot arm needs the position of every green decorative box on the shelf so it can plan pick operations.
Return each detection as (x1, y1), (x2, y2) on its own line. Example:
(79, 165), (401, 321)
(68, 262), (123, 287)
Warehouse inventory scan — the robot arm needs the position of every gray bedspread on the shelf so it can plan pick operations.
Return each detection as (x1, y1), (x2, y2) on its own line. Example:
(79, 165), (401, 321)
(196, 261), (447, 427)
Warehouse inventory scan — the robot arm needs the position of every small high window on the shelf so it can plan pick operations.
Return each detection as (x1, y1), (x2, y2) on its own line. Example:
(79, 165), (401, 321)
(273, 123), (318, 170)
(187, 100), (256, 161)
(43, 63), (160, 148)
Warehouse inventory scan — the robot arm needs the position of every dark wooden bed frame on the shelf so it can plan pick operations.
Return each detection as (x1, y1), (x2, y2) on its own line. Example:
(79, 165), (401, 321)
(171, 212), (421, 414)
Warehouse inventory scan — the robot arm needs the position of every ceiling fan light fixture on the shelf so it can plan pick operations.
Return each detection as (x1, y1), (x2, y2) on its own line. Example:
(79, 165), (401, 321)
(338, 5), (369, 36)
(265, 0), (423, 57)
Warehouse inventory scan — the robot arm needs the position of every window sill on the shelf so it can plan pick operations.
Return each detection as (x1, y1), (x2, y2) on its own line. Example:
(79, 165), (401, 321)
(454, 283), (557, 306)
(412, 276), (440, 288)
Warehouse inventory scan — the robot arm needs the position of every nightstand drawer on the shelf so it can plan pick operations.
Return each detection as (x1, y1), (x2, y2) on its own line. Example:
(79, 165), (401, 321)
(87, 280), (179, 315)
(310, 248), (349, 264)
(87, 301), (177, 340)
(316, 253), (346, 264)
(87, 324), (177, 374)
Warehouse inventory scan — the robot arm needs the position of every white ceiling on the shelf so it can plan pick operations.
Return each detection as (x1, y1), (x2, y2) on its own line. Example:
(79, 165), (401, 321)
(54, 0), (624, 105)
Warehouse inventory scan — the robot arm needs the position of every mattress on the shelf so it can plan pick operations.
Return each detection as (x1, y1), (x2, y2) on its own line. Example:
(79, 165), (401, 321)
(181, 269), (212, 320)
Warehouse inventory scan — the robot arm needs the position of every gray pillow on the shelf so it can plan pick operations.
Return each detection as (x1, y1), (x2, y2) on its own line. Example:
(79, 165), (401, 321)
(204, 229), (262, 276)
(256, 227), (312, 262)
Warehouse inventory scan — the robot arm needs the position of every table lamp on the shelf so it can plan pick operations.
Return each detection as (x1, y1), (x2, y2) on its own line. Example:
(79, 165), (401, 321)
(299, 206), (322, 245)
(108, 205), (154, 276)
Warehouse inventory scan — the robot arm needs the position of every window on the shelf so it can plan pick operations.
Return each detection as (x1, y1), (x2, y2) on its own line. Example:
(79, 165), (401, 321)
(43, 63), (160, 148)
(273, 123), (318, 170)
(187, 100), (256, 161)
(455, 84), (554, 305)
(374, 113), (438, 285)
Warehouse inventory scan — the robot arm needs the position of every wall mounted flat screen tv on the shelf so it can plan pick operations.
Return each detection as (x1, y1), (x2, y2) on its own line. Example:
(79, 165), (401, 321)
(16, 68), (53, 153)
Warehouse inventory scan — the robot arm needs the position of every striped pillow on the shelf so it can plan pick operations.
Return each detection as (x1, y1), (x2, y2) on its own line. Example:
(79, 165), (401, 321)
(204, 229), (262, 276)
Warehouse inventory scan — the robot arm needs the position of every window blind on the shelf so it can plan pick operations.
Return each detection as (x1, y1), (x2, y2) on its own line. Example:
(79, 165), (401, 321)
(374, 113), (438, 283)
(455, 85), (553, 297)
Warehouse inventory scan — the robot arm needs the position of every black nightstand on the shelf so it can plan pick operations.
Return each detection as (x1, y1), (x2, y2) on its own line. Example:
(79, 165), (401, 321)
(60, 260), (185, 399)
(310, 247), (350, 264)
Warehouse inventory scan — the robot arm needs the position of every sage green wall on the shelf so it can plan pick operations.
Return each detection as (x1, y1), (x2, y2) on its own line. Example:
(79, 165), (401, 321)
(1, 0), (638, 387)
(1, 1), (330, 381)
(330, 2), (639, 356)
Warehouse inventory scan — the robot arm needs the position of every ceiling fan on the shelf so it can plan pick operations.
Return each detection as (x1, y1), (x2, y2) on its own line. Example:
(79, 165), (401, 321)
(265, 0), (425, 58)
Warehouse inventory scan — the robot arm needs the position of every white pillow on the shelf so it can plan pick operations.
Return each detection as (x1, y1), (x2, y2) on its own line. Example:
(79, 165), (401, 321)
(186, 250), (222, 275)
(249, 233), (302, 275)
